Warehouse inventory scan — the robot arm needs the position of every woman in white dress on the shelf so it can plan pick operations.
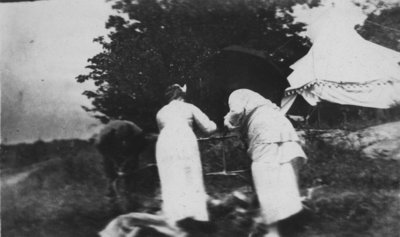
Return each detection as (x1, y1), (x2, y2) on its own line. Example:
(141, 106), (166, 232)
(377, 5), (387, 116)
(156, 84), (217, 223)
(224, 89), (307, 237)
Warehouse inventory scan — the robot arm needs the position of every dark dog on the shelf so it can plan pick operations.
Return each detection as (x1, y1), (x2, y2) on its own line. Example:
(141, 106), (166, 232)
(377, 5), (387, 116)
(94, 120), (158, 211)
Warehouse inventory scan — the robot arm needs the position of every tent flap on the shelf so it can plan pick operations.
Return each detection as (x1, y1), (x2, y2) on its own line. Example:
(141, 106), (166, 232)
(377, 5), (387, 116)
(285, 80), (400, 109)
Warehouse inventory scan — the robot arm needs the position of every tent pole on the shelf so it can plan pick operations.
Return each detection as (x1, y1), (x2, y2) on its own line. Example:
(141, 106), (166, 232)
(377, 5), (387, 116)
(317, 104), (321, 128)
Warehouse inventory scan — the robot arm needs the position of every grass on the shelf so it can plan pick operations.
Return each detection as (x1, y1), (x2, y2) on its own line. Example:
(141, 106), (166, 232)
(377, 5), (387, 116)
(1, 142), (112, 237)
(297, 139), (400, 237)
(1, 133), (400, 237)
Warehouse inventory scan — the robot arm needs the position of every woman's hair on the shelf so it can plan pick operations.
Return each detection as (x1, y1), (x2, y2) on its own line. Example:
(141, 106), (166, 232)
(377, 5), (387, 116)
(165, 84), (186, 102)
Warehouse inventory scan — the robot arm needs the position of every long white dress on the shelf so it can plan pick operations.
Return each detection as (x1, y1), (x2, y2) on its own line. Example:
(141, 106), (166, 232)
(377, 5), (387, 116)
(224, 89), (306, 224)
(156, 100), (217, 222)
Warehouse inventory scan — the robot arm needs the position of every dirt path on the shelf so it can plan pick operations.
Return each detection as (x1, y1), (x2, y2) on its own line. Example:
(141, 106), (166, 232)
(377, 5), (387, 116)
(1, 166), (40, 186)
(0, 158), (60, 187)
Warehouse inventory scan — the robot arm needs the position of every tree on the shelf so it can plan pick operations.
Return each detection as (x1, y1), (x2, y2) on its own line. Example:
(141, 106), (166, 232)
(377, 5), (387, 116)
(358, 5), (400, 52)
(77, 0), (315, 130)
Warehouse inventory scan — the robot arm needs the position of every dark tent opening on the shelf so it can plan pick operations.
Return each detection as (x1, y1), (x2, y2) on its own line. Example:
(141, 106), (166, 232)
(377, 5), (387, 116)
(211, 45), (289, 105)
(189, 45), (292, 126)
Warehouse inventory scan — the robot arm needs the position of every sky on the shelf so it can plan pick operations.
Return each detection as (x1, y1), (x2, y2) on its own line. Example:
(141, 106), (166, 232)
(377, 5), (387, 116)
(1, 0), (114, 144)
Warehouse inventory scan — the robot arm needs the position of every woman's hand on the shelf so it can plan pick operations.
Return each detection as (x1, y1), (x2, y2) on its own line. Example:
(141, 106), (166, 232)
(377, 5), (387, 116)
(223, 108), (244, 130)
(223, 117), (237, 130)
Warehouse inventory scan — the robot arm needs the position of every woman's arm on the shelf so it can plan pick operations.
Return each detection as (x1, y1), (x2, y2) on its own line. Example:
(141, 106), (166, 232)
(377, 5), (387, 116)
(191, 105), (217, 134)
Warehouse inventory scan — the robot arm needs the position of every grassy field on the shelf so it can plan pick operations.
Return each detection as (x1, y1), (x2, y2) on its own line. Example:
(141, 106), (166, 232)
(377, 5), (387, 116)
(1, 132), (399, 237)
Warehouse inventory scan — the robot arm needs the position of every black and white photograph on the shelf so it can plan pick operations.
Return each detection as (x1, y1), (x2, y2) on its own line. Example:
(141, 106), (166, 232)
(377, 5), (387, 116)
(1, 0), (400, 236)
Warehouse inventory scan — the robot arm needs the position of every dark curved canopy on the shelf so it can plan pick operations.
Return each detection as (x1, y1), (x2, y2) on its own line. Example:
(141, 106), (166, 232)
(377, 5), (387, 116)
(204, 45), (289, 105)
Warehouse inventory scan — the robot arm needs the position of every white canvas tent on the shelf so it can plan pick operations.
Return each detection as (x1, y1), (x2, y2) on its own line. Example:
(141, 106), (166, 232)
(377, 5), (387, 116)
(281, 2), (400, 113)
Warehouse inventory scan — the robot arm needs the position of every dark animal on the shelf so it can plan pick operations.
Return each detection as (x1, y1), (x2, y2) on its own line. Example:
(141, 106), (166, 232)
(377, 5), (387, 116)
(94, 120), (158, 210)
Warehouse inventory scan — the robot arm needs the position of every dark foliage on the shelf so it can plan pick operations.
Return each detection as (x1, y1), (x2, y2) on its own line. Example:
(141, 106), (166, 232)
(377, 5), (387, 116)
(0, 139), (90, 170)
(358, 5), (400, 52)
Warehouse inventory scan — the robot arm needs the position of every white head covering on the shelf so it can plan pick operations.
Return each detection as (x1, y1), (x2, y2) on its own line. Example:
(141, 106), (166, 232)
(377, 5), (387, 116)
(224, 89), (279, 129)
